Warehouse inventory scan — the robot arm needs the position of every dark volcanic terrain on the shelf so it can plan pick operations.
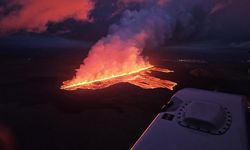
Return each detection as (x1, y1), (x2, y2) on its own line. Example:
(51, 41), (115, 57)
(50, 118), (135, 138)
(0, 47), (249, 150)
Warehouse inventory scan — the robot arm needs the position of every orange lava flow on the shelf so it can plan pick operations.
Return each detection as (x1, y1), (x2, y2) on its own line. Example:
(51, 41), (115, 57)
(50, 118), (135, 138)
(61, 65), (177, 91)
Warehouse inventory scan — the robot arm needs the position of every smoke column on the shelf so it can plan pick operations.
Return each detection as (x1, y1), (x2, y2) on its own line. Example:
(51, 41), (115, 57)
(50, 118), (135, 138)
(65, 0), (214, 85)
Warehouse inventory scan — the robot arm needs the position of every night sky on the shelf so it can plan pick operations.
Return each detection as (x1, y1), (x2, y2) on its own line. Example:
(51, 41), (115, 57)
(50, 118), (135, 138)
(0, 0), (250, 47)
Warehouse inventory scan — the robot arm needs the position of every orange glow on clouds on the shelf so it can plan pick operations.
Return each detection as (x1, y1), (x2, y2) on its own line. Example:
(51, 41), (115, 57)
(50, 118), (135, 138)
(0, 0), (94, 33)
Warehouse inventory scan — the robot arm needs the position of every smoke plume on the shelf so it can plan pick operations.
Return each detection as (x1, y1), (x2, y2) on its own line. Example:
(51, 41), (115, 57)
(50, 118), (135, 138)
(68, 0), (214, 85)
(0, 0), (94, 33)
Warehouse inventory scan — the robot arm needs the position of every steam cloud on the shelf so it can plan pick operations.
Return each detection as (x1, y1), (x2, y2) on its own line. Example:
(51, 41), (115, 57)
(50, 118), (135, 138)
(70, 0), (214, 83)
(0, 0), (94, 33)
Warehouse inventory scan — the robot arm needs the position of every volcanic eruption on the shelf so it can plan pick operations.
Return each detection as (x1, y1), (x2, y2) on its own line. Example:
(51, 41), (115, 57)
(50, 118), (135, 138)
(0, 0), (235, 91)
(62, 0), (213, 91)
(60, 31), (177, 91)
(61, 0), (179, 91)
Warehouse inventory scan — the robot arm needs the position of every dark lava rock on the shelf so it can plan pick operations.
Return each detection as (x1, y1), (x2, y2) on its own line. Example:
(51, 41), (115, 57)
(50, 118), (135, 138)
(189, 68), (214, 78)
(248, 66), (250, 76)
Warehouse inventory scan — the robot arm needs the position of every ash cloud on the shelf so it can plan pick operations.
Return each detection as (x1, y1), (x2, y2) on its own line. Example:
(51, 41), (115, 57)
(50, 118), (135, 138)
(113, 0), (250, 42)
(110, 0), (214, 46)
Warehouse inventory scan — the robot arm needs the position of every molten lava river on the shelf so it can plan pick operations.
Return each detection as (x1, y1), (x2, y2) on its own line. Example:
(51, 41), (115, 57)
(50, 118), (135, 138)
(61, 65), (177, 91)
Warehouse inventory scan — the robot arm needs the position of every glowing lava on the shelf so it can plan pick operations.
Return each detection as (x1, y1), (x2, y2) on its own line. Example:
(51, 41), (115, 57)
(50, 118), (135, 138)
(60, 4), (178, 92)
(61, 65), (177, 91)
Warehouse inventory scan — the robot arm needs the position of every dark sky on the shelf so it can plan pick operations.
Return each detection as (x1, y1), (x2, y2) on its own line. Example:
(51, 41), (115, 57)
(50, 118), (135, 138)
(0, 0), (250, 49)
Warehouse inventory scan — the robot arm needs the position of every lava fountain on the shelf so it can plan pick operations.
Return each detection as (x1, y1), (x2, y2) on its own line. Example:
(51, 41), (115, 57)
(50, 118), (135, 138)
(61, 1), (178, 91)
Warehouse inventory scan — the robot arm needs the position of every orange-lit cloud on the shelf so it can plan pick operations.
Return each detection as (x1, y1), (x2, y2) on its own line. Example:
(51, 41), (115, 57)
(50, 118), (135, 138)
(0, 0), (94, 33)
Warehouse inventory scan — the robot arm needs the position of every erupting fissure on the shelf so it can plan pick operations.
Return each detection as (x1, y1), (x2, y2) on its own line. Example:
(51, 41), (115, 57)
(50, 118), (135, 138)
(61, 65), (153, 89)
(60, 0), (182, 91)
(61, 65), (177, 91)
